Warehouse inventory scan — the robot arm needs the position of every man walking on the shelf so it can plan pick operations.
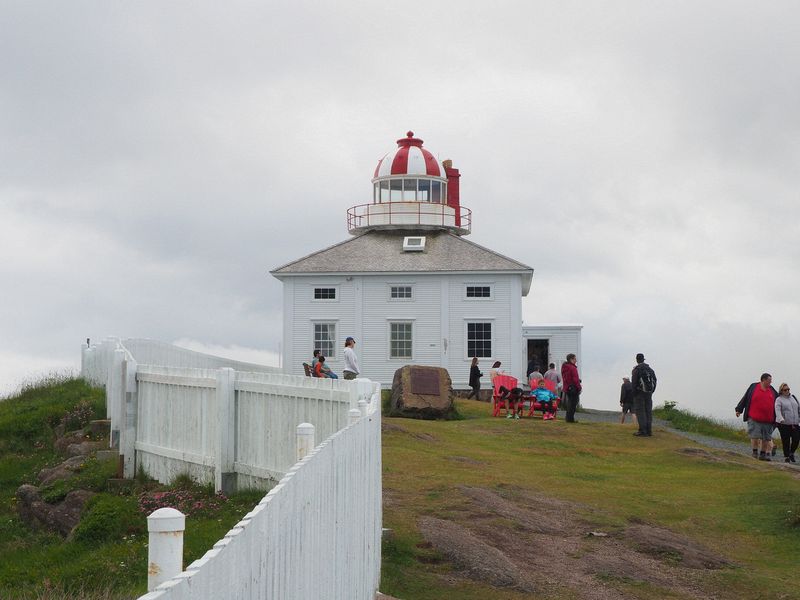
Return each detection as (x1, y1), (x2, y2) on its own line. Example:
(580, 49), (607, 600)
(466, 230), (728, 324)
(561, 354), (581, 423)
(342, 337), (360, 380)
(736, 373), (778, 461)
(631, 353), (657, 436)
(619, 376), (636, 425)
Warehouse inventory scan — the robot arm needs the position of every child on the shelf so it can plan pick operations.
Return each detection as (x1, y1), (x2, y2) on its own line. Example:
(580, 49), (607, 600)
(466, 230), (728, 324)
(314, 356), (339, 379)
(531, 379), (558, 420)
(501, 386), (525, 420)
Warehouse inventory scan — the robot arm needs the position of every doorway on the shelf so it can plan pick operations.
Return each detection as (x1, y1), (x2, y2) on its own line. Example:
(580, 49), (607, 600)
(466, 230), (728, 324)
(526, 339), (549, 375)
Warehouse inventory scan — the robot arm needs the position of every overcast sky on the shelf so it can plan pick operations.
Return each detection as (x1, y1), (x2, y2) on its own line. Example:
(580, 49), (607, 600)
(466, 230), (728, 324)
(2, 1), (799, 419)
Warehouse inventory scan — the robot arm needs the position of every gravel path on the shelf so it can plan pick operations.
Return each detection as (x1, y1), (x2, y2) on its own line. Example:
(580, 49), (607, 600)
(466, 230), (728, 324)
(566, 408), (798, 467)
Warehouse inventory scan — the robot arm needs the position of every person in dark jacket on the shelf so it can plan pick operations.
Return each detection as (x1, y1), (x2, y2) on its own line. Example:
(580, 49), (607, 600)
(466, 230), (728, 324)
(467, 357), (483, 400)
(561, 354), (581, 423)
(631, 353), (657, 437)
(736, 373), (778, 461)
(619, 377), (636, 425)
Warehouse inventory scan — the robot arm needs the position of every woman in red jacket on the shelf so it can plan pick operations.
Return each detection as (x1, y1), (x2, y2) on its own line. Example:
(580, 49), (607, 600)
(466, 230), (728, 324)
(561, 354), (582, 423)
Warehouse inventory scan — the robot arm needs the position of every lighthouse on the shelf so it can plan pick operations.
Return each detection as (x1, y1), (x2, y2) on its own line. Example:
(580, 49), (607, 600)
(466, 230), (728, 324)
(347, 131), (469, 235)
(271, 132), (581, 390)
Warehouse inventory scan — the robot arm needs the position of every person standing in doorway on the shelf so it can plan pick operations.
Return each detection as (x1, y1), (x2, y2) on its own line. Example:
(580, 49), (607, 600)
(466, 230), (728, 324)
(561, 354), (581, 423)
(620, 377), (636, 425)
(467, 357), (483, 400)
(736, 373), (778, 461)
(342, 337), (360, 380)
(631, 353), (657, 437)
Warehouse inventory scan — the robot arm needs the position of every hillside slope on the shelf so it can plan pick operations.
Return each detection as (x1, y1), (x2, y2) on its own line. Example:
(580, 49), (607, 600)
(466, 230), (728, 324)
(381, 399), (800, 600)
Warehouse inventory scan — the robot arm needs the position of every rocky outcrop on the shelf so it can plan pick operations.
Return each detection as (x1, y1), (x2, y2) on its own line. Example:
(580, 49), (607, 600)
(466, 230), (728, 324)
(38, 455), (87, 487)
(390, 365), (456, 419)
(16, 485), (95, 537)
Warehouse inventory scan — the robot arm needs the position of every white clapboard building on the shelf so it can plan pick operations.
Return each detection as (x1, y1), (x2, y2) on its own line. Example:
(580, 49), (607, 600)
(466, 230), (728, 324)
(271, 131), (581, 388)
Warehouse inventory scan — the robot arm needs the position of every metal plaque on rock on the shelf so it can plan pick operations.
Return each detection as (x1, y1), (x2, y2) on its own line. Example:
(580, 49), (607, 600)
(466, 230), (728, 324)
(410, 367), (440, 396)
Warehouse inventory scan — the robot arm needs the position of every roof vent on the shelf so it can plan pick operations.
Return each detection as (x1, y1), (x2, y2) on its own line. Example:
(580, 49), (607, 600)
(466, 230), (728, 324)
(402, 236), (426, 252)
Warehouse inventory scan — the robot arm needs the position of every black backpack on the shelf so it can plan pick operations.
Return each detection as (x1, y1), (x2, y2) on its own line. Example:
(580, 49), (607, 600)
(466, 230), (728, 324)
(637, 365), (657, 393)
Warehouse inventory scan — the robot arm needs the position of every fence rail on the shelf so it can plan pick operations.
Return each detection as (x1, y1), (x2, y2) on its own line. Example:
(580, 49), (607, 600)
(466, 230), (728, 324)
(81, 339), (382, 599)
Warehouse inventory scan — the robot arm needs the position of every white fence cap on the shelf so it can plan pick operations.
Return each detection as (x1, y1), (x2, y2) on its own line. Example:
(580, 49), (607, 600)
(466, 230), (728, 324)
(147, 507), (186, 532)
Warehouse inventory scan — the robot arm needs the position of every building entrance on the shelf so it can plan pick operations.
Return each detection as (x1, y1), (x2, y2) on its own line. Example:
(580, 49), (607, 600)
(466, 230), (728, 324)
(526, 339), (549, 375)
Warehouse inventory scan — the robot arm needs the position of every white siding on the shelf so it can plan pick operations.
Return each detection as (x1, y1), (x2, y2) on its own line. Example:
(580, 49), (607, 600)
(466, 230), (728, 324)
(522, 325), (583, 373)
(282, 272), (528, 389)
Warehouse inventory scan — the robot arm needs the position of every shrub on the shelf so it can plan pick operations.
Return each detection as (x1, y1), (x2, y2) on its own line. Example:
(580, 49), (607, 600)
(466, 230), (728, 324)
(72, 495), (144, 544)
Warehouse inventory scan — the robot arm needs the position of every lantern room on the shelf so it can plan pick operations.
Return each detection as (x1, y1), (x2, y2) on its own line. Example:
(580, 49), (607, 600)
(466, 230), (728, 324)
(347, 131), (472, 236)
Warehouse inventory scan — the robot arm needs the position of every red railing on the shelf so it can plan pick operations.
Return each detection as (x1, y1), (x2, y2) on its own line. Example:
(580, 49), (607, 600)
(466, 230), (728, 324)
(346, 202), (472, 234)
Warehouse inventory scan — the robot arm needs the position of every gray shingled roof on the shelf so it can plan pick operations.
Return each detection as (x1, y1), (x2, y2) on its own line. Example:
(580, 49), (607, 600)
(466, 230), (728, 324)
(271, 230), (534, 293)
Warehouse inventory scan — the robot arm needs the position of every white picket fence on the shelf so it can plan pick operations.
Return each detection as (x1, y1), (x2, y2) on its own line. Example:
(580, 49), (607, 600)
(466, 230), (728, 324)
(81, 338), (382, 599)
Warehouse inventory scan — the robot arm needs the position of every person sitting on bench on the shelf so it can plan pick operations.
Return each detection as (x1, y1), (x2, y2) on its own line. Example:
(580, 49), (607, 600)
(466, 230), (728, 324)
(531, 379), (558, 420)
(500, 386), (525, 420)
(314, 355), (338, 379)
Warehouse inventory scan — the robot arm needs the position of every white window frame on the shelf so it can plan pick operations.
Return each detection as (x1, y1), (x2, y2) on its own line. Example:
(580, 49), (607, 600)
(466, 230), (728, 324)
(388, 283), (414, 301)
(312, 285), (339, 302)
(464, 319), (494, 359)
(464, 283), (493, 300)
(388, 320), (414, 360)
(312, 321), (338, 359)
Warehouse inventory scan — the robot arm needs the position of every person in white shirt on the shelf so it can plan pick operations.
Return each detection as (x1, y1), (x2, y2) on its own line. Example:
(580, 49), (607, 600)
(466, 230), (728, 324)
(343, 337), (360, 380)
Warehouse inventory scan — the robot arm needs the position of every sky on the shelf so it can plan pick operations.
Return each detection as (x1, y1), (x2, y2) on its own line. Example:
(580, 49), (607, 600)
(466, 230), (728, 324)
(2, 1), (799, 419)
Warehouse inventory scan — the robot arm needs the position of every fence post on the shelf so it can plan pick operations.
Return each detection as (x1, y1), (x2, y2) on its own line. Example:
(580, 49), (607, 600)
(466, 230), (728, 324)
(348, 409), (361, 425)
(109, 349), (126, 448)
(147, 508), (186, 591)
(80, 342), (89, 380)
(359, 399), (368, 418)
(215, 368), (236, 495)
(121, 358), (138, 479)
(296, 423), (315, 461)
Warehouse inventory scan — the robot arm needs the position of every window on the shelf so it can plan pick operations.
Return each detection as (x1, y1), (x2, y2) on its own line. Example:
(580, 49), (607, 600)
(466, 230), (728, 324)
(314, 323), (336, 358)
(402, 179), (417, 201)
(467, 322), (492, 357)
(390, 179), (402, 202)
(466, 286), (491, 298)
(313, 287), (336, 300)
(390, 322), (412, 359)
(418, 179), (430, 202)
(390, 285), (412, 299)
(431, 180), (441, 203)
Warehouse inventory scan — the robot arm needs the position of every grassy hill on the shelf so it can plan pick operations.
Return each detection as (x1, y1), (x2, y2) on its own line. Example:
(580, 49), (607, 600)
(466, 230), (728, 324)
(2, 379), (797, 599)
(0, 377), (261, 599)
(380, 400), (799, 599)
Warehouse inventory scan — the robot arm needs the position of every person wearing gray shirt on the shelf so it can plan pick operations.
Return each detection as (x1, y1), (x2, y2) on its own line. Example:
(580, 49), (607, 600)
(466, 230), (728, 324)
(775, 382), (800, 463)
(343, 337), (360, 380)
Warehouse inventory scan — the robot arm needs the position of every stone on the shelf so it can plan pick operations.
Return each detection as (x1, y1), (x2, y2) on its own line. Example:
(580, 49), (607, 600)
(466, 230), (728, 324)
(38, 455), (87, 486)
(390, 365), (456, 419)
(16, 485), (95, 537)
(86, 419), (111, 438)
(54, 432), (87, 454)
(66, 440), (107, 457)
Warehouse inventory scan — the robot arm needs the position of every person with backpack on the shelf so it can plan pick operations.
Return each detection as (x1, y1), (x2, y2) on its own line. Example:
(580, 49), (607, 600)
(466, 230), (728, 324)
(774, 382), (800, 463)
(631, 353), (657, 437)
(736, 373), (778, 461)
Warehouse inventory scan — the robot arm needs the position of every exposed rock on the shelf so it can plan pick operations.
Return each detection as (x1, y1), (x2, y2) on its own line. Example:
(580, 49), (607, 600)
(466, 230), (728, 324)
(38, 455), (87, 486)
(390, 366), (456, 419)
(54, 432), (87, 454)
(66, 440), (107, 457)
(16, 485), (95, 537)
(86, 419), (111, 438)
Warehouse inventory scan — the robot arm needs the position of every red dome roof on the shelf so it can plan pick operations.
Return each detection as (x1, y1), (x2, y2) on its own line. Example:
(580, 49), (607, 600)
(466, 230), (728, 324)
(373, 131), (444, 179)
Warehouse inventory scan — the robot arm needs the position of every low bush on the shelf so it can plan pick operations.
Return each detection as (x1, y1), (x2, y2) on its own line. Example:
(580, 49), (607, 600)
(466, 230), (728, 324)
(72, 495), (145, 544)
(653, 404), (746, 443)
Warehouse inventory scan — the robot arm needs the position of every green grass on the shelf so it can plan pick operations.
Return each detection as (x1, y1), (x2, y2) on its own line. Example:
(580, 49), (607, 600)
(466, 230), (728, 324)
(0, 377), (266, 599)
(380, 398), (800, 599)
(653, 404), (748, 443)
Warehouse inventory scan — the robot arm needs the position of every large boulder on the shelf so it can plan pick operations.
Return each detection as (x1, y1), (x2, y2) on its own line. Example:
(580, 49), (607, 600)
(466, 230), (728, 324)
(390, 366), (456, 420)
(16, 484), (95, 537)
(38, 455), (87, 486)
